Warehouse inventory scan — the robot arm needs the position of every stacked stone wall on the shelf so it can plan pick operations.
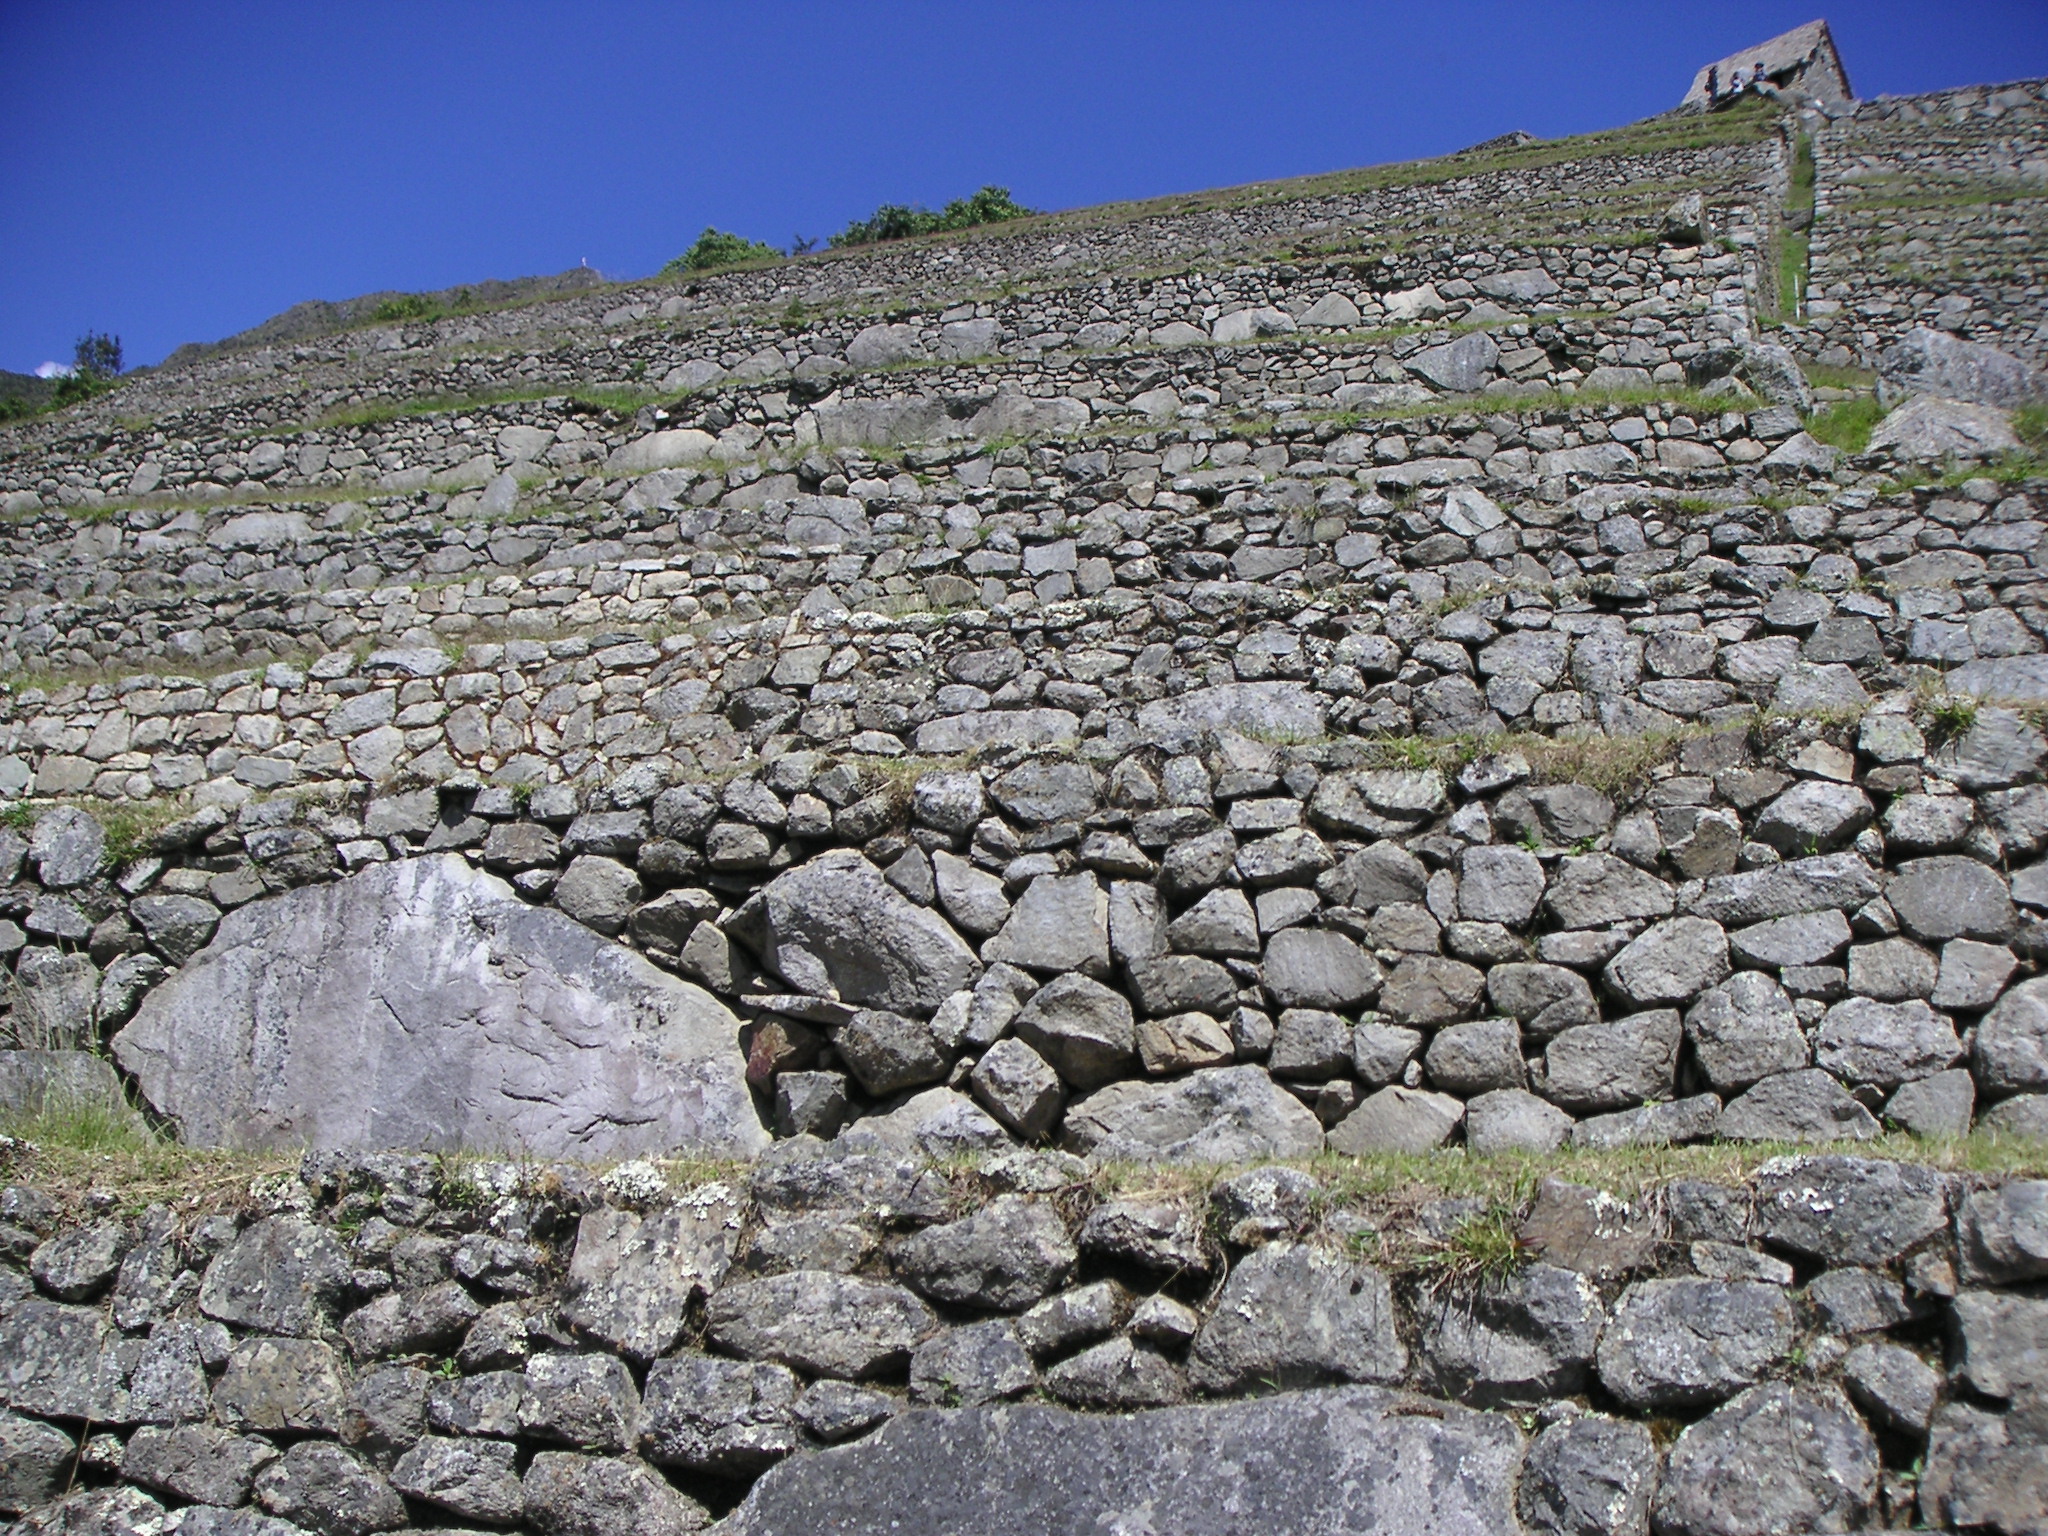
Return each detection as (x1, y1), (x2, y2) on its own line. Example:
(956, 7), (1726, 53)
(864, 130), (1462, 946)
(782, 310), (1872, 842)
(0, 1148), (2044, 1535)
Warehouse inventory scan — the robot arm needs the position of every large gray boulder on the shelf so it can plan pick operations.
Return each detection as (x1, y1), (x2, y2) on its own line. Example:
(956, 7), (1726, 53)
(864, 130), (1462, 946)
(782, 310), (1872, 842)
(716, 1386), (1523, 1536)
(728, 850), (980, 1012)
(1868, 395), (2021, 460)
(112, 854), (765, 1159)
(1880, 326), (2046, 409)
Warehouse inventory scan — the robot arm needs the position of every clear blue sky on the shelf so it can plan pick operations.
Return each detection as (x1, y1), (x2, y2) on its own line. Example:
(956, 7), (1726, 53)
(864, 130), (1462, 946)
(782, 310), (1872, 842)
(4, 1), (2045, 373)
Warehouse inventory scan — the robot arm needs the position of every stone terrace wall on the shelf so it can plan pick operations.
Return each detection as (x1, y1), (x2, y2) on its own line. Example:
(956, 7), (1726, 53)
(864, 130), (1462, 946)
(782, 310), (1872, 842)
(10, 130), (1775, 454)
(0, 1148), (2044, 1534)
(1801, 79), (2048, 371)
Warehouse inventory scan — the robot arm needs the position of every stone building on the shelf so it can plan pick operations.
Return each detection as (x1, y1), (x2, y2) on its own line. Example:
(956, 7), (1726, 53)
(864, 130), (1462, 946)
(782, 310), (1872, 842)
(1683, 19), (1853, 110)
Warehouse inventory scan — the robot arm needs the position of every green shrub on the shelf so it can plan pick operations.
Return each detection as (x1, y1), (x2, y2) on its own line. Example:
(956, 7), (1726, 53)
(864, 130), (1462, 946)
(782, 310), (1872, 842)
(1805, 396), (1887, 453)
(829, 185), (1037, 249)
(2016, 401), (2048, 451)
(370, 294), (439, 324)
(661, 228), (781, 276)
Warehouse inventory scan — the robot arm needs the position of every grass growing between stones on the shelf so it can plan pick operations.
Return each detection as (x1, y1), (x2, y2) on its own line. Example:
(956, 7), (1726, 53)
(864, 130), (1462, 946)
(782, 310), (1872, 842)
(1805, 395), (1888, 453)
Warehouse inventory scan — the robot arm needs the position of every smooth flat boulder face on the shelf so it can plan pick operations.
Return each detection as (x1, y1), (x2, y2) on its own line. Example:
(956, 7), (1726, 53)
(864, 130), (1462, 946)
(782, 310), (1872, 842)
(714, 1386), (1524, 1536)
(112, 854), (766, 1158)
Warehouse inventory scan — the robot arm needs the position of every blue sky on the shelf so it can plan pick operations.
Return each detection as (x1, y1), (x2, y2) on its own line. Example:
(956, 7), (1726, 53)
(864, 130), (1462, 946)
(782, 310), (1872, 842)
(3, 1), (2045, 373)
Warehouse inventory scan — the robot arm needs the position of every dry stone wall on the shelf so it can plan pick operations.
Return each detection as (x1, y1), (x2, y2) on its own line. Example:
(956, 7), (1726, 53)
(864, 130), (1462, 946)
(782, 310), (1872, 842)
(1801, 80), (2048, 371)
(0, 1147), (2044, 1534)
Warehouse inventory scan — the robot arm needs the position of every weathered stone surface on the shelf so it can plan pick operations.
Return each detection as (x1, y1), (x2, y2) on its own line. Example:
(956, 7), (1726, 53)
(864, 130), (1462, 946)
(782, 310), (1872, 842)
(1326, 1085), (1464, 1152)
(1951, 1289), (2048, 1399)
(0, 1410), (72, 1517)
(253, 1442), (406, 1536)
(637, 1356), (798, 1475)
(200, 1217), (350, 1338)
(1013, 975), (1135, 1091)
(1923, 1397), (2048, 1534)
(1262, 928), (1381, 1011)
(1978, 975), (2048, 1093)
(1813, 996), (1962, 1087)
(1684, 971), (1809, 1091)
(213, 1338), (348, 1434)
(891, 1197), (1076, 1312)
(1881, 327), (2046, 409)
(1602, 917), (1729, 1007)
(1542, 1012), (1680, 1113)
(114, 855), (764, 1158)
(1753, 1155), (1950, 1266)
(1716, 1070), (1881, 1142)
(1595, 1278), (1793, 1410)
(388, 1435), (524, 1524)
(522, 1452), (708, 1536)
(1062, 1065), (1323, 1162)
(1420, 1264), (1602, 1407)
(1690, 853), (1881, 927)
(1041, 1337), (1185, 1410)
(1653, 1385), (1877, 1536)
(716, 1387), (1523, 1536)
(728, 850), (980, 1013)
(1519, 1413), (1658, 1536)
(562, 1192), (743, 1361)
(908, 1321), (1035, 1407)
(1189, 1243), (1405, 1393)
(706, 1271), (939, 1380)
(519, 1353), (638, 1452)
(1842, 1341), (1940, 1435)
(985, 874), (1110, 976)
(1959, 1178), (2048, 1283)
(1463, 1088), (1572, 1153)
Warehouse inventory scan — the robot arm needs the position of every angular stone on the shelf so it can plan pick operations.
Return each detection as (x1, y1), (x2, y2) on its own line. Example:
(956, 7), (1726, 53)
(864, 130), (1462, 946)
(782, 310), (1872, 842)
(1420, 1264), (1602, 1407)
(729, 850), (981, 1013)
(200, 1218), (350, 1338)
(1888, 855), (2016, 944)
(1424, 1017), (1525, 1094)
(706, 1272), (939, 1379)
(1959, 1179), (2048, 1284)
(1262, 928), (1381, 1011)
(1542, 1012), (1679, 1113)
(1653, 1385), (1877, 1536)
(1884, 1068), (1976, 1138)
(637, 1355), (798, 1475)
(968, 1039), (1063, 1140)
(389, 1436), (524, 1524)
(1463, 1088), (1572, 1153)
(1013, 974), (1135, 1091)
(0, 1409), (71, 1517)
(1545, 853), (1674, 928)
(1378, 954), (1486, 1025)
(891, 1197), (1076, 1312)
(908, 1322), (1034, 1407)
(522, 1452), (708, 1536)
(1326, 1085), (1464, 1153)
(1952, 1289), (2048, 1399)
(715, 1386), (1523, 1536)
(213, 1338), (348, 1435)
(1602, 917), (1729, 1008)
(1041, 1337), (1185, 1410)
(115, 856), (764, 1158)
(1188, 1243), (1405, 1393)
(1814, 996), (1962, 1087)
(1922, 1399), (2048, 1533)
(562, 1192), (742, 1362)
(1684, 972), (1809, 1091)
(120, 1424), (276, 1508)
(1062, 1067), (1324, 1162)
(1518, 1414), (1657, 1536)
(1842, 1341), (1941, 1435)
(985, 874), (1110, 976)
(1690, 853), (1882, 927)
(1716, 1070), (1881, 1142)
(1595, 1278), (1793, 1410)
(252, 1442), (406, 1536)
(1753, 1155), (1950, 1266)
(1977, 976), (2048, 1093)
